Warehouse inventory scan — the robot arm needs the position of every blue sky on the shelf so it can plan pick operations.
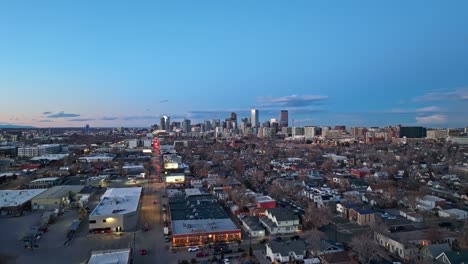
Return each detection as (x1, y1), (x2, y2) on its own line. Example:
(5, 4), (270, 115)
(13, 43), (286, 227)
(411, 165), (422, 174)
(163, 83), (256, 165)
(0, 0), (467, 128)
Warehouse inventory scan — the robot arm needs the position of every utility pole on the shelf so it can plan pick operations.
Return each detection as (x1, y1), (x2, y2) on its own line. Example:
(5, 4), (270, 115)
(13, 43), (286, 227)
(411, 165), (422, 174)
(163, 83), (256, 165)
(249, 232), (253, 257)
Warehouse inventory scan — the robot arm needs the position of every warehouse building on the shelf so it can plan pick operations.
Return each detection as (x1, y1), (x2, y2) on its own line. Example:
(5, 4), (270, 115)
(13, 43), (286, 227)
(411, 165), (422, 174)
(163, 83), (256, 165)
(88, 248), (131, 264)
(169, 194), (241, 247)
(89, 187), (142, 233)
(0, 189), (47, 216)
(31, 185), (84, 210)
(28, 177), (62, 189)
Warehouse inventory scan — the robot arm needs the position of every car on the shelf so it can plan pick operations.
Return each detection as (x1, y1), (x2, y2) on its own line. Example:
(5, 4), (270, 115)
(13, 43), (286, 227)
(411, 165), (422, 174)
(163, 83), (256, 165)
(153, 200), (158, 204)
(139, 249), (147, 255)
(162, 204), (167, 208)
(223, 259), (230, 264)
(165, 237), (171, 242)
(196, 251), (209, 257)
(387, 216), (397, 220)
(188, 246), (200, 252)
(381, 213), (390, 218)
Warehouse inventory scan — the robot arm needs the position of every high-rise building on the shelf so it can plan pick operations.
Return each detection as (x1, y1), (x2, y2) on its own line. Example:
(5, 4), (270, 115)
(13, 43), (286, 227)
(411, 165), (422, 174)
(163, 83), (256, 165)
(279, 110), (288, 128)
(182, 119), (191, 133)
(230, 112), (237, 123)
(251, 109), (259, 128)
(399, 126), (426, 138)
(85, 124), (90, 134)
(160, 116), (170, 131)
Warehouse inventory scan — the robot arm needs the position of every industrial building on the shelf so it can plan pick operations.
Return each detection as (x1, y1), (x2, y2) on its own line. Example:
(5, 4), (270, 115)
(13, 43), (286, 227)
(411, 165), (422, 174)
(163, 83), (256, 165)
(169, 194), (241, 247)
(78, 153), (115, 163)
(88, 248), (131, 264)
(0, 189), (47, 216)
(28, 177), (62, 189)
(89, 187), (142, 233)
(31, 185), (84, 210)
(17, 144), (61, 157)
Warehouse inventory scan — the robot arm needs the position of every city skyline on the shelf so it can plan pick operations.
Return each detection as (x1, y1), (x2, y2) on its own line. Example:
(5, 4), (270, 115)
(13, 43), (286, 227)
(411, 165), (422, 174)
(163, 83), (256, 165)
(1, 1), (467, 128)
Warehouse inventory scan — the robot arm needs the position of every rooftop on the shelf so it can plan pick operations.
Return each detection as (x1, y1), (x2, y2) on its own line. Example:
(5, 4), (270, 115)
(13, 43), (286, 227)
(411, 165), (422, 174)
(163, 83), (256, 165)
(90, 187), (142, 217)
(33, 185), (84, 199)
(172, 218), (239, 235)
(30, 177), (60, 183)
(88, 248), (131, 264)
(268, 239), (308, 256)
(0, 189), (47, 207)
(267, 208), (299, 221)
(169, 194), (228, 220)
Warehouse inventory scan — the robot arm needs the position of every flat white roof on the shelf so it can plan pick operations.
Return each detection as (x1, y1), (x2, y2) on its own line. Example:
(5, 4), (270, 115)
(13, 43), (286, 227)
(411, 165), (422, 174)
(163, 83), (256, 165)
(172, 218), (239, 235)
(90, 187), (142, 217)
(30, 177), (60, 183)
(88, 248), (131, 264)
(0, 189), (47, 207)
(30, 154), (69, 161)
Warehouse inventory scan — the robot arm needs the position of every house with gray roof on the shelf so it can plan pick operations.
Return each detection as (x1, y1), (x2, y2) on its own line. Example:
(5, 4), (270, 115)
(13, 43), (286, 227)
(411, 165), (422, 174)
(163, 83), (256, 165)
(241, 216), (265, 237)
(420, 243), (451, 260)
(259, 208), (300, 235)
(266, 239), (308, 263)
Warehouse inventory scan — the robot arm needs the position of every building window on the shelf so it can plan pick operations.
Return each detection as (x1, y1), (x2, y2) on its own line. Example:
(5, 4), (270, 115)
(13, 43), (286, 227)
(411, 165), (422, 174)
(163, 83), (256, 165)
(103, 219), (106, 223)
(89, 220), (96, 223)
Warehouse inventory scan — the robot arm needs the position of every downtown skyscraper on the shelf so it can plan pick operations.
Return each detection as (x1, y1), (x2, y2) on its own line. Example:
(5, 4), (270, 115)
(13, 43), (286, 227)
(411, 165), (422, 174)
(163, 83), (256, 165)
(251, 109), (259, 128)
(279, 110), (288, 128)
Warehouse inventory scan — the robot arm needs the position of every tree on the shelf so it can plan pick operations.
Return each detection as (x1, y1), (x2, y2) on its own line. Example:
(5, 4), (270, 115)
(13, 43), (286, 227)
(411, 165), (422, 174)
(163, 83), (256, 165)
(349, 231), (381, 264)
(302, 202), (331, 230)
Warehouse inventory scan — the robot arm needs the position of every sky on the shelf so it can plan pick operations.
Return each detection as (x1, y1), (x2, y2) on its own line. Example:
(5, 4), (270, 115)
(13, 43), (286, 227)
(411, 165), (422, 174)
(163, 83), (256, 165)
(0, 0), (467, 128)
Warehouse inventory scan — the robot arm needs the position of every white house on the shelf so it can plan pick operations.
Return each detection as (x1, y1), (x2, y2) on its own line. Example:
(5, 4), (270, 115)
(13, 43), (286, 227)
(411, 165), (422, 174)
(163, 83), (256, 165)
(438, 208), (468, 219)
(266, 240), (308, 263)
(259, 208), (300, 234)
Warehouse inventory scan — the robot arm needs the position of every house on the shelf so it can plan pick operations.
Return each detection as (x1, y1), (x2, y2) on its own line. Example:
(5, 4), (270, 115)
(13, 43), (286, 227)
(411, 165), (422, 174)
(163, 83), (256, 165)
(438, 209), (468, 220)
(350, 179), (368, 190)
(420, 243), (451, 260)
(266, 239), (308, 263)
(308, 239), (344, 257)
(399, 210), (424, 222)
(435, 251), (468, 264)
(375, 229), (458, 261)
(348, 207), (375, 226)
(259, 208), (300, 234)
(351, 167), (371, 178)
(417, 195), (446, 210)
(241, 216), (266, 237)
(320, 251), (357, 264)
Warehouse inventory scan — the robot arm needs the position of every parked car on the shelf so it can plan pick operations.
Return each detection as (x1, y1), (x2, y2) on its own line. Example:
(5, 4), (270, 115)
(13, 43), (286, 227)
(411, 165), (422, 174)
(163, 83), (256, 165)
(188, 246), (200, 252)
(153, 200), (158, 204)
(139, 249), (147, 255)
(196, 251), (209, 257)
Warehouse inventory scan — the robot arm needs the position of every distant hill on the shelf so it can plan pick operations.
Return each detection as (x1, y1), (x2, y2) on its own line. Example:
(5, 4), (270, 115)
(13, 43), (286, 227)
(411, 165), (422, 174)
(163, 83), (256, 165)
(0, 124), (35, 129)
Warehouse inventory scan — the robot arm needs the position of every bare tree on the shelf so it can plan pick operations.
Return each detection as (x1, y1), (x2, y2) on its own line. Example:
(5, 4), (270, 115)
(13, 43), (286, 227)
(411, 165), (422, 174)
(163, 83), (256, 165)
(349, 231), (381, 264)
(302, 202), (331, 230)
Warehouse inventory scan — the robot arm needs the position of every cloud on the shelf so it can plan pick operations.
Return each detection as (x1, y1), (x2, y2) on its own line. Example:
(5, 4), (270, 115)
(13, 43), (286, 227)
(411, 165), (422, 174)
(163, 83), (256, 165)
(69, 118), (94, 122)
(415, 114), (448, 125)
(42, 111), (52, 115)
(101, 117), (119, 121)
(39, 119), (53, 123)
(121, 115), (157, 121)
(387, 106), (442, 114)
(414, 87), (468, 102)
(47, 111), (80, 118)
(415, 106), (442, 112)
(258, 94), (328, 107)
